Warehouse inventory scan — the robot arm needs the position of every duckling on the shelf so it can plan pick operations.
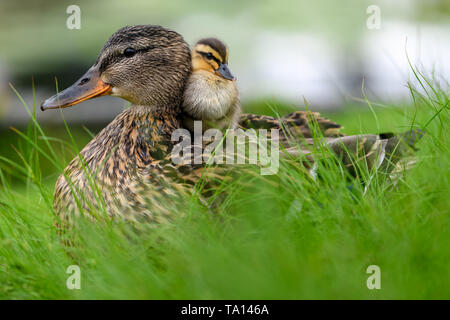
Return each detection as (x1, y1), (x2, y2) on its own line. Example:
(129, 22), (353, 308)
(182, 38), (241, 132)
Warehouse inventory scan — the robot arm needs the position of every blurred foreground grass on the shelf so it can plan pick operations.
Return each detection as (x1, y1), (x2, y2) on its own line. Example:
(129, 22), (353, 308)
(0, 75), (448, 299)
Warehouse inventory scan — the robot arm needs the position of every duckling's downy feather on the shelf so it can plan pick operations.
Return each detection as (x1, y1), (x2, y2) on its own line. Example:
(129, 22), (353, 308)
(182, 38), (240, 131)
(182, 70), (240, 131)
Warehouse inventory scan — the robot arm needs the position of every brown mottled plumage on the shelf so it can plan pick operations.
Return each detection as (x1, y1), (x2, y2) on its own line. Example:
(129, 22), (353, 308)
(239, 111), (423, 179)
(42, 25), (195, 222)
(239, 110), (344, 146)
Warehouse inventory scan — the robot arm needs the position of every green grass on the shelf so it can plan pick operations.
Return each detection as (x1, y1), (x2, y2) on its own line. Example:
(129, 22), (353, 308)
(0, 71), (448, 299)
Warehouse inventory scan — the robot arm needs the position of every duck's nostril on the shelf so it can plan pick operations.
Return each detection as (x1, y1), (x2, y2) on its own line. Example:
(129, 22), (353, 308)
(79, 78), (90, 85)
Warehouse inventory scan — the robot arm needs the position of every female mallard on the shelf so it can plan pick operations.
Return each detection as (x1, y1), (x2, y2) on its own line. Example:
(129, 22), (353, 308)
(41, 26), (343, 221)
(41, 25), (421, 223)
(42, 25), (195, 222)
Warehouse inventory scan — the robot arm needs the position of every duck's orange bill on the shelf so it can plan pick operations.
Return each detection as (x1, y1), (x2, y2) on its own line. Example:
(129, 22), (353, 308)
(41, 67), (111, 111)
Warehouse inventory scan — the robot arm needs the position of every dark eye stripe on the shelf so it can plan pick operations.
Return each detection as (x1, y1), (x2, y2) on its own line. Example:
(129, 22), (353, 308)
(197, 50), (221, 65)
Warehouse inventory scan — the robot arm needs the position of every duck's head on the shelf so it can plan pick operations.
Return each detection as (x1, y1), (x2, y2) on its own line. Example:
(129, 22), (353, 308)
(191, 38), (235, 81)
(41, 25), (191, 112)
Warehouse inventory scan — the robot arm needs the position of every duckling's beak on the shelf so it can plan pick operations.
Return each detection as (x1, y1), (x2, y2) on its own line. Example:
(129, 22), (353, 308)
(216, 63), (235, 81)
(41, 66), (111, 111)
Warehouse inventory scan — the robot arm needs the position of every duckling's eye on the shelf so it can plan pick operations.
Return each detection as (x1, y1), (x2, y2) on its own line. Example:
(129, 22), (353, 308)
(123, 47), (137, 58)
(206, 52), (213, 60)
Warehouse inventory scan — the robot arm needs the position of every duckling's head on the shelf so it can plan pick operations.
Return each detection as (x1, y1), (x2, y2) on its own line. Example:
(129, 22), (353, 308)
(42, 25), (191, 112)
(191, 38), (235, 81)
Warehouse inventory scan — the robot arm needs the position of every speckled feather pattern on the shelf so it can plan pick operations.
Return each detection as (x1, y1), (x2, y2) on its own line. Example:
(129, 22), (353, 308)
(238, 110), (344, 147)
(54, 106), (197, 222)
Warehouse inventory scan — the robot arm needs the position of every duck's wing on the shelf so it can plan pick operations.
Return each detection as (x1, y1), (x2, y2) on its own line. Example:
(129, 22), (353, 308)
(165, 128), (424, 212)
(238, 111), (344, 143)
(287, 129), (424, 178)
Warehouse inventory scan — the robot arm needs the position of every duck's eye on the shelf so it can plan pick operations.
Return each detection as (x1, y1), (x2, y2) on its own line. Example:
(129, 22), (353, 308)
(206, 52), (213, 60)
(123, 47), (137, 58)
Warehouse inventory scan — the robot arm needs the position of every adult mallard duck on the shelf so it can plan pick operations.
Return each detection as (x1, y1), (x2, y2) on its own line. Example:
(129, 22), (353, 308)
(41, 25), (421, 224)
(40, 25), (343, 221)
(42, 25), (195, 222)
